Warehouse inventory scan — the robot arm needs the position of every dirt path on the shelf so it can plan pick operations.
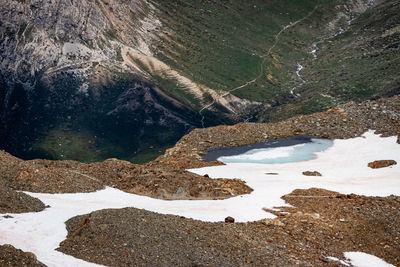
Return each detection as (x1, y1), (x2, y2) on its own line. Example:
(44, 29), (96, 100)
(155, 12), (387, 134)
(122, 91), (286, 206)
(199, 6), (319, 127)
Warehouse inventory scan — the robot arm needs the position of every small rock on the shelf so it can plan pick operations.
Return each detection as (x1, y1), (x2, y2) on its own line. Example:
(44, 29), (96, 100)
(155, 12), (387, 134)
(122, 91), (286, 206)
(225, 216), (235, 223)
(310, 213), (320, 219)
(262, 218), (285, 226)
(368, 160), (397, 169)
(302, 171), (322, 176)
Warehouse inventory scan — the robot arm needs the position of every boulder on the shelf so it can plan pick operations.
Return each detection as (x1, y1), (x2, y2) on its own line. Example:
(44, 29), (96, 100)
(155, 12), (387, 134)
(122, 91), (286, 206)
(368, 160), (397, 169)
(225, 216), (235, 223)
(302, 171), (322, 176)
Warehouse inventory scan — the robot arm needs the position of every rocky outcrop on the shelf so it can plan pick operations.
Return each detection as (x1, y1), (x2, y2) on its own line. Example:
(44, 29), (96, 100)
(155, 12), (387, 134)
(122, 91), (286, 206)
(368, 160), (397, 169)
(224, 216), (235, 223)
(302, 171), (322, 176)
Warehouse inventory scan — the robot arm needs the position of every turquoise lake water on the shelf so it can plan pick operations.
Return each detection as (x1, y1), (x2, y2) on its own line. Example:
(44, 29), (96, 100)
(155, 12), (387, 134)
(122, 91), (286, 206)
(217, 138), (333, 164)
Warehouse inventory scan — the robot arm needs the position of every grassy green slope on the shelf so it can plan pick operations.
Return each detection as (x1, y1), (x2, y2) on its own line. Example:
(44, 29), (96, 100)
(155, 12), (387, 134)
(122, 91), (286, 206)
(151, 0), (354, 104)
(303, 0), (400, 101)
(260, 0), (400, 121)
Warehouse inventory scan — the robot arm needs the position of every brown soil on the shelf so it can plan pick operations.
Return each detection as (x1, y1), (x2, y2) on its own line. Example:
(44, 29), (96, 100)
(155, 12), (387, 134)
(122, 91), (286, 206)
(0, 244), (46, 267)
(83, 159), (252, 200)
(0, 151), (104, 193)
(58, 188), (400, 266)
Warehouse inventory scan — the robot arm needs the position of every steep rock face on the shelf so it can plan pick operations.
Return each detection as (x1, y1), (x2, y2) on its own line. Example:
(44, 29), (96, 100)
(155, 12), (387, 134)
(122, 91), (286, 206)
(0, 0), (158, 80)
(0, 0), (201, 160)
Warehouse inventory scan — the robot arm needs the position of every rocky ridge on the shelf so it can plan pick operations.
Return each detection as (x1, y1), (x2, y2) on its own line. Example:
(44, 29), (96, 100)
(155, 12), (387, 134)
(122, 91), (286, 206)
(0, 150), (251, 201)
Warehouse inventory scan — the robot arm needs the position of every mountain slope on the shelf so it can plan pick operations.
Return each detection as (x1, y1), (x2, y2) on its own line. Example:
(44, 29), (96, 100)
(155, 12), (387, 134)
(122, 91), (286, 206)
(258, 0), (400, 121)
(0, 0), (392, 162)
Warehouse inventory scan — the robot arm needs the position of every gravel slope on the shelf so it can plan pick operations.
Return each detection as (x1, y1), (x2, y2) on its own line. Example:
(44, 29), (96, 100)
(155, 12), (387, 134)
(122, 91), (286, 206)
(0, 245), (46, 267)
(58, 188), (400, 266)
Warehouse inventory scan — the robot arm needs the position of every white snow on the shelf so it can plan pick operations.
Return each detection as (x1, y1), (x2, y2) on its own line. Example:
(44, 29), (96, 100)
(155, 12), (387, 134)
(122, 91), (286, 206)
(327, 252), (395, 267)
(326, 256), (350, 266)
(344, 252), (395, 267)
(0, 130), (399, 266)
(290, 62), (306, 96)
(220, 145), (295, 161)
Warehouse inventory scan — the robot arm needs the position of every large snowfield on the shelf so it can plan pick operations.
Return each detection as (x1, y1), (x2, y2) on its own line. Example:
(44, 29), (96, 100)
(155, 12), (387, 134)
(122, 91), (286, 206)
(0, 131), (398, 266)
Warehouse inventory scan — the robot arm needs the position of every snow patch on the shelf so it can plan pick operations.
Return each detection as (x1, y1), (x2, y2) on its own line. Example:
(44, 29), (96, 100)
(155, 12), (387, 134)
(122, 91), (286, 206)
(344, 252), (395, 267)
(290, 62), (305, 96)
(326, 256), (350, 266)
(327, 252), (395, 267)
(0, 131), (399, 266)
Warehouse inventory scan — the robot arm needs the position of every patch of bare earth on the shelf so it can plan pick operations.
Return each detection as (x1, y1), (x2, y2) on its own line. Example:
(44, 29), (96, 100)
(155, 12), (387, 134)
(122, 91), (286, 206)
(57, 188), (400, 266)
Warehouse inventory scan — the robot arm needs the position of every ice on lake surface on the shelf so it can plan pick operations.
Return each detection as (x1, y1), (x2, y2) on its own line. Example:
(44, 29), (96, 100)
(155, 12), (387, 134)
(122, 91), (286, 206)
(218, 138), (333, 164)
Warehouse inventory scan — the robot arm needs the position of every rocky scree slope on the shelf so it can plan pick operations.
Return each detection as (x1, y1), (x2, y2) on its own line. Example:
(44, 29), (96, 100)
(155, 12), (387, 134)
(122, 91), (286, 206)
(0, 244), (46, 267)
(57, 189), (400, 266)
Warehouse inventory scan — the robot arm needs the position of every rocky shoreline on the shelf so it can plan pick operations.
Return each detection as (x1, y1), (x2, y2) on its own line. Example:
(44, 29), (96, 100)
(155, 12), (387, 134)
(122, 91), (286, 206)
(154, 95), (400, 170)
